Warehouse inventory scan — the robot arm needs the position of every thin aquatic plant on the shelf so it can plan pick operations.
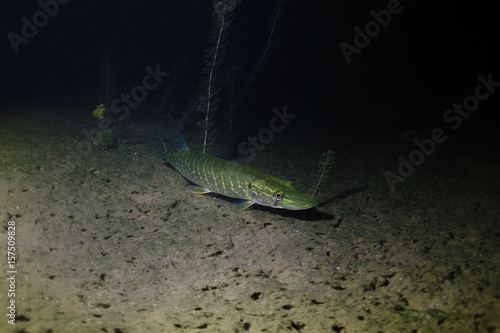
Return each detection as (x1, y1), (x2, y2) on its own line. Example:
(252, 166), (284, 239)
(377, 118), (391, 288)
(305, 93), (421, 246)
(198, 0), (238, 153)
(313, 149), (335, 198)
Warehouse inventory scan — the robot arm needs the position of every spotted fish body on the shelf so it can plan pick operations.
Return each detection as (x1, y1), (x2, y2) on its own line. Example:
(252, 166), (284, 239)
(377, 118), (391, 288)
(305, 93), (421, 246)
(159, 129), (318, 210)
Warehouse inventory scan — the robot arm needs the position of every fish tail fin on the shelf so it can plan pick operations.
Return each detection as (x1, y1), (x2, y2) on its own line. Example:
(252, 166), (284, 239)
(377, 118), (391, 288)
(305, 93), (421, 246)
(155, 127), (190, 162)
(169, 127), (189, 152)
(155, 128), (174, 162)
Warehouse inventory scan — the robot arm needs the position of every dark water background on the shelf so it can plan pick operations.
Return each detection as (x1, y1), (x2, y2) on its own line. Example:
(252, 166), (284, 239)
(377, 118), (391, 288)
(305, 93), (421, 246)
(2, 0), (498, 143)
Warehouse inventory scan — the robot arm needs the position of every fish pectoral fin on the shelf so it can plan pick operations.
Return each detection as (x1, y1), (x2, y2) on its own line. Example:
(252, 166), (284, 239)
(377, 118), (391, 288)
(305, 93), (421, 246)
(232, 200), (254, 211)
(186, 185), (211, 194)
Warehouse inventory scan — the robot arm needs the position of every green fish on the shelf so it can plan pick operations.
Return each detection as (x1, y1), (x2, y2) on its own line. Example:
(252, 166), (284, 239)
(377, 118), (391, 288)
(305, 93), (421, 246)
(158, 129), (318, 211)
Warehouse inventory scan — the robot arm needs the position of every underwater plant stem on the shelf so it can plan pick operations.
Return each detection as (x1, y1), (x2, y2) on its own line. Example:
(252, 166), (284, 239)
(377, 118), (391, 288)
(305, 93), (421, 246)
(313, 149), (335, 197)
(227, 65), (237, 153)
(203, 3), (228, 154)
(235, 0), (286, 106)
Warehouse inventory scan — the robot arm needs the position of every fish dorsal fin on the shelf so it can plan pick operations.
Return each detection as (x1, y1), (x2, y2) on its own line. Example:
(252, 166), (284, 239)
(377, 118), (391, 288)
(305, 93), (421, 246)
(169, 127), (189, 151)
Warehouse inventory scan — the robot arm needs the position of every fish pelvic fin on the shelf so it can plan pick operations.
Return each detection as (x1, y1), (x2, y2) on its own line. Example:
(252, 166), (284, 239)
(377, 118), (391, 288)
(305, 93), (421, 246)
(232, 199), (254, 211)
(186, 185), (211, 194)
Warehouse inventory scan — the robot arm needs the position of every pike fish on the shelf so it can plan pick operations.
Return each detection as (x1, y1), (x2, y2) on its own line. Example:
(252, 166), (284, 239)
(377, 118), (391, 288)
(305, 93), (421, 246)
(158, 129), (318, 210)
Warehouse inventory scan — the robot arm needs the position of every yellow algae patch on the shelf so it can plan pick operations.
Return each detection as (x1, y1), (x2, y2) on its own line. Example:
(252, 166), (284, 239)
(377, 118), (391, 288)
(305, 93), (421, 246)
(92, 104), (105, 120)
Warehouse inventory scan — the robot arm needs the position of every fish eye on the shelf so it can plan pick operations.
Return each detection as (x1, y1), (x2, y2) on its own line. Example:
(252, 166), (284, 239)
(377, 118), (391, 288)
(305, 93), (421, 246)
(273, 190), (284, 201)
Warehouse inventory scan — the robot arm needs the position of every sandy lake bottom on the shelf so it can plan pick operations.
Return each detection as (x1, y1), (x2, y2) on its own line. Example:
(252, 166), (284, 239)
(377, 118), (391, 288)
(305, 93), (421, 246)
(1, 107), (499, 332)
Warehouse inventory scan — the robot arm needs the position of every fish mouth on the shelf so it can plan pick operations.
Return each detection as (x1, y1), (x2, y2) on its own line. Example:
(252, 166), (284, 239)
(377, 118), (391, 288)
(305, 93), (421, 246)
(282, 195), (319, 210)
(302, 200), (319, 210)
(291, 200), (319, 210)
